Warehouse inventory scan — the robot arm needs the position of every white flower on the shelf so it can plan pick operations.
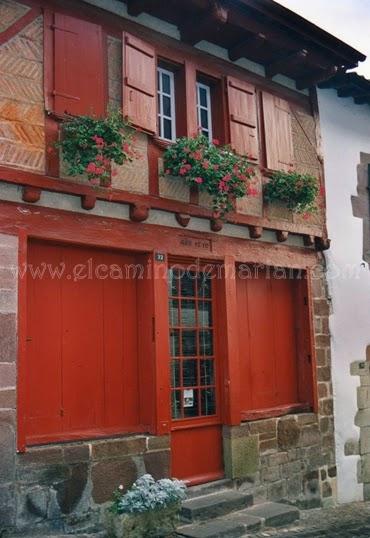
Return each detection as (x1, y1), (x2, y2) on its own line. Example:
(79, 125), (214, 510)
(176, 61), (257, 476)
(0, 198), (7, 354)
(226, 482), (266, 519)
(118, 484), (124, 491)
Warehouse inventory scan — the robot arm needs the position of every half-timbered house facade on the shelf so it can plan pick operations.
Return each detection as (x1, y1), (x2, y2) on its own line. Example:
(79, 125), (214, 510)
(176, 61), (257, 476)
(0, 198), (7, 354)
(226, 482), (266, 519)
(0, 0), (366, 531)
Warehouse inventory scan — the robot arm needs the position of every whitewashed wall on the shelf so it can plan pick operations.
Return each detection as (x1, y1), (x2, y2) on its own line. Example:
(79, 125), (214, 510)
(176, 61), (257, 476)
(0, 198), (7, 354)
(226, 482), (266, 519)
(318, 88), (370, 503)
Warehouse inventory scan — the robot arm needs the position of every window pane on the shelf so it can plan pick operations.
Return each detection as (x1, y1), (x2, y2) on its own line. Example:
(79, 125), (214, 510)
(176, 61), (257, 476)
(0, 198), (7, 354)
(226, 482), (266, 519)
(197, 273), (212, 298)
(168, 269), (180, 296)
(182, 330), (197, 356)
(162, 73), (171, 94)
(181, 299), (196, 326)
(199, 86), (208, 107)
(171, 360), (180, 388)
(184, 388), (199, 417)
(201, 108), (208, 129)
(181, 272), (196, 297)
(199, 301), (212, 327)
(163, 95), (171, 117)
(200, 359), (214, 385)
(170, 329), (180, 357)
(169, 299), (179, 326)
(201, 388), (216, 415)
(183, 359), (198, 386)
(163, 118), (172, 140)
(199, 329), (213, 356)
(172, 390), (182, 419)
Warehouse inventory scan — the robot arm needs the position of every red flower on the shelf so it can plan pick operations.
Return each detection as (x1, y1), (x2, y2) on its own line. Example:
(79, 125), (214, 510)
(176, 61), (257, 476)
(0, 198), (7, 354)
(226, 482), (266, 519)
(213, 138), (220, 146)
(218, 181), (229, 192)
(92, 135), (105, 147)
(194, 177), (204, 184)
(202, 160), (210, 170)
(213, 164), (219, 171)
(95, 166), (105, 175)
(96, 154), (104, 162)
(246, 167), (255, 175)
(165, 168), (171, 175)
(190, 150), (202, 161)
(247, 186), (259, 196)
(179, 166), (188, 176)
(222, 173), (232, 182)
(184, 163), (192, 170)
(86, 162), (97, 173)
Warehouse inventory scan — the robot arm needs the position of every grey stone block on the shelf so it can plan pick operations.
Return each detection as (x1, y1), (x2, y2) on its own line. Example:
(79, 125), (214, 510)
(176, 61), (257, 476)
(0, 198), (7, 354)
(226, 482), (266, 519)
(181, 491), (253, 523)
(245, 502), (299, 527)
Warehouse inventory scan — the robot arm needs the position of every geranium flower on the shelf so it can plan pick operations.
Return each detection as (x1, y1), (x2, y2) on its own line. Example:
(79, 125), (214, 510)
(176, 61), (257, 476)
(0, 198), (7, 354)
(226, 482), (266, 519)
(213, 138), (220, 146)
(179, 167), (188, 176)
(92, 135), (105, 147)
(202, 161), (210, 170)
(194, 177), (203, 184)
(86, 162), (97, 173)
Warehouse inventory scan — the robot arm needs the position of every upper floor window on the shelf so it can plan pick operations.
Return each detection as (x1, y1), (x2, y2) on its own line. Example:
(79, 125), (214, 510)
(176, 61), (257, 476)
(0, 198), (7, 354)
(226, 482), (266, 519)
(157, 67), (176, 141)
(196, 82), (213, 141)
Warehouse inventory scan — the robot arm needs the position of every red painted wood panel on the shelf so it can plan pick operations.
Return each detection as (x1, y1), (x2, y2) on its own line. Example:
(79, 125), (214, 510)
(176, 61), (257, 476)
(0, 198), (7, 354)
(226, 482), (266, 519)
(236, 268), (304, 412)
(53, 13), (105, 116)
(26, 240), (139, 444)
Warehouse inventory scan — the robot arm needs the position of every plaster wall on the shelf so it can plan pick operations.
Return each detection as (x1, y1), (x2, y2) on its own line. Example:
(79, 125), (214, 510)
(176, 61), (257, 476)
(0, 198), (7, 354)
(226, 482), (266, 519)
(318, 88), (370, 503)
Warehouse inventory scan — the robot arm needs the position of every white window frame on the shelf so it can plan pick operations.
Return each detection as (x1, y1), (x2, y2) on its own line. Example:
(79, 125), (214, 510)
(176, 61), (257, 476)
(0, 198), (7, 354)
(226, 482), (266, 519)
(157, 67), (176, 142)
(196, 81), (213, 142)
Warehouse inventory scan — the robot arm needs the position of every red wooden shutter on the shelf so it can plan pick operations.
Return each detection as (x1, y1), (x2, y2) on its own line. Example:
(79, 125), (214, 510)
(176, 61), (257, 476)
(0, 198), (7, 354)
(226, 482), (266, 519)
(227, 77), (259, 160)
(262, 92), (294, 171)
(53, 13), (105, 117)
(123, 33), (156, 134)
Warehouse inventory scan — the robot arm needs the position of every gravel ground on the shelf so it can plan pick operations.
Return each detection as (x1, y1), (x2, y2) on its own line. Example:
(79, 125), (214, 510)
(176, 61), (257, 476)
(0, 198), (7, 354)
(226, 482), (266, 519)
(251, 502), (370, 537)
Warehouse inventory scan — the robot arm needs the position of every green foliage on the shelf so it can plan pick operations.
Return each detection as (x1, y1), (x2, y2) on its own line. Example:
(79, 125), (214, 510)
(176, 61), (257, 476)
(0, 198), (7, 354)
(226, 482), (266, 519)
(264, 169), (319, 213)
(163, 135), (257, 217)
(56, 109), (135, 186)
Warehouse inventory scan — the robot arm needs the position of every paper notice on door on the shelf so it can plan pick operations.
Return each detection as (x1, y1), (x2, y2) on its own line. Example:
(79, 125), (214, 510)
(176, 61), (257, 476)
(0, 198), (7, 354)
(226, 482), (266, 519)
(183, 389), (194, 407)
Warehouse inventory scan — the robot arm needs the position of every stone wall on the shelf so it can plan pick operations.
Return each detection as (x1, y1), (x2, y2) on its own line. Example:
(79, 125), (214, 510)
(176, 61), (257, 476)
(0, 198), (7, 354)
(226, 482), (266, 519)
(2, 434), (170, 533)
(224, 263), (336, 508)
(0, 233), (18, 529)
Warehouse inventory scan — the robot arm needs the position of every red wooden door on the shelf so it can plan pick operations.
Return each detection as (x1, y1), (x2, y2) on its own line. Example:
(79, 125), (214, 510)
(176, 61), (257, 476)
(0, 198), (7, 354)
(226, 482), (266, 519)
(169, 265), (224, 485)
(25, 240), (139, 445)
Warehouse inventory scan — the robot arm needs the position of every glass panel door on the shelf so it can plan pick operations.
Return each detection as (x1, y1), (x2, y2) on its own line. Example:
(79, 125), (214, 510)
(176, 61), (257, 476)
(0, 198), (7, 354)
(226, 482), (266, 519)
(168, 268), (217, 420)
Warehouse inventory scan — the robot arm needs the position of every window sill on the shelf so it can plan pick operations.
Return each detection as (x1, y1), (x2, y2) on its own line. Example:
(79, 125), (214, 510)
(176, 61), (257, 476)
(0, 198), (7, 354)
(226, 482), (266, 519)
(241, 402), (312, 422)
(151, 136), (173, 150)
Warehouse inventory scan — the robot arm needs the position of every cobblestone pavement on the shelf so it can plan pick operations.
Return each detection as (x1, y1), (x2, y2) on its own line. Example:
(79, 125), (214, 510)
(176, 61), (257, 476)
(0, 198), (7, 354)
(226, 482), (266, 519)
(251, 502), (370, 537)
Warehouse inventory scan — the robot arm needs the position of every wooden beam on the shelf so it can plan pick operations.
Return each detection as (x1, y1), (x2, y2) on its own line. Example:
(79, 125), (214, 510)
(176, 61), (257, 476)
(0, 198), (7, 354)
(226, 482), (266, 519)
(265, 49), (307, 78)
(0, 7), (41, 46)
(175, 213), (191, 228)
(228, 33), (266, 62)
(22, 186), (41, 203)
(180, 1), (228, 45)
(126, 0), (156, 16)
(210, 218), (223, 232)
(296, 66), (338, 90)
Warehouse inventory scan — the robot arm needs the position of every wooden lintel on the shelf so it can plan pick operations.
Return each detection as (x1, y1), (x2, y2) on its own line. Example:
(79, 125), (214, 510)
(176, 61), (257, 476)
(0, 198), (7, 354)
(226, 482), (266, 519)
(303, 234), (315, 247)
(130, 203), (150, 222)
(210, 218), (223, 232)
(276, 230), (289, 242)
(296, 66), (338, 90)
(81, 194), (96, 210)
(228, 33), (266, 61)
(180, 1), (228, 45)
(265, 49), (307, 78)
(22, 186), (41, 203)
(248, 225), (263, 239)
(175, 213), (191, 228)
(315, 236), (331, 251)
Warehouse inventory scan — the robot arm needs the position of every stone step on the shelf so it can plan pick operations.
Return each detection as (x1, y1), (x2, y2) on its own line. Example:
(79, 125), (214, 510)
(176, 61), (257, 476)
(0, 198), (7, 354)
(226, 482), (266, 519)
(245, 502), (300, 528)
(181, 490), (253, 523)
(178, 511), (261, 537)
(186, 479), (234, 499)
(177, 502), (300, 538)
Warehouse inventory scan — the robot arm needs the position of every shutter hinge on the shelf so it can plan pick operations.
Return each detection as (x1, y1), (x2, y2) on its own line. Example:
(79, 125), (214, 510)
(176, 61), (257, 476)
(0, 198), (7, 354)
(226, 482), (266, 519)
(52, 90), (80, 101)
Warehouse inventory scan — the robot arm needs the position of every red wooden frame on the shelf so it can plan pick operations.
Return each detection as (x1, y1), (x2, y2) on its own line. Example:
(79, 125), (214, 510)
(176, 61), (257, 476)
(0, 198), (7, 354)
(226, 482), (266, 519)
(0, 6), (41, 46)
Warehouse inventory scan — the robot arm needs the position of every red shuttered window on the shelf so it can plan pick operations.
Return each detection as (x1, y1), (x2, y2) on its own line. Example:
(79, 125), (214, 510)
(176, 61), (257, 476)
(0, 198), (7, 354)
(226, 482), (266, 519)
(262, 92), (294, 171)
(236, 267), (313, 416)
(226, 77), (259, 161)
(51, 13), (106, 117)
(123, 33), (157, 134)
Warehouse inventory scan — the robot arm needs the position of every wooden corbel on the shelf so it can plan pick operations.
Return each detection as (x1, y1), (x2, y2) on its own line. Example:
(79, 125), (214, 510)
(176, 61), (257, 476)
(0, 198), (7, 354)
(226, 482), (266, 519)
(315, 236), (331, 251)
(210, 218), (223, 232)
(248, 225), (263, 239)
(303, 234), (315, 247)
(130, 203), (150, 222)
(81, 194), (96, 210)
(175, 213), (191, 228)
(22, 186), (41, 203)
(276, 230), (289, 242)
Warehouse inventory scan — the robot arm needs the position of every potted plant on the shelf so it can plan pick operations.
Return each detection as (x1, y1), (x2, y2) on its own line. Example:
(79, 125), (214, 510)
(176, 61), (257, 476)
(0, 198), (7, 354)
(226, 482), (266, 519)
(57, 109), (136, 187)
(163, 134), (257, 217)
(105, 474), (187, 538)
(263, 169), (319, 214)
